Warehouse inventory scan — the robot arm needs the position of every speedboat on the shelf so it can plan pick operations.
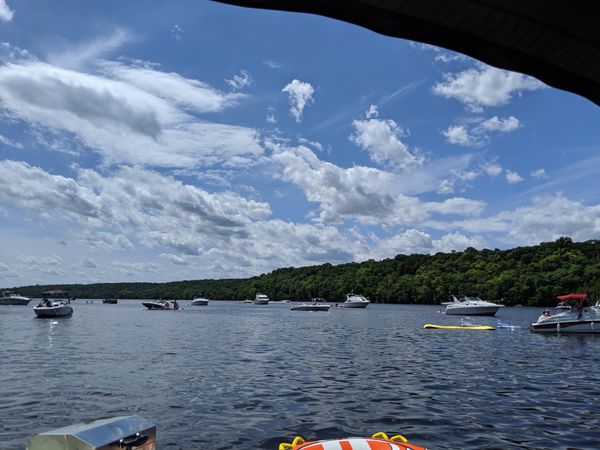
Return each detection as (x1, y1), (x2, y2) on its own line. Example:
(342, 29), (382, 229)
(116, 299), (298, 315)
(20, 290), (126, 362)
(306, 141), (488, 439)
(0, 291), (31, 305)
(102, 298), (117, 304)
(443, 295), (504, 316)
(342, 292), (370, 308)
(142, 299), (179, 310)
(33, 290), (73, 318)
(191, 296), (209, 306)
(291, 299), (330, 312)
(531, 294), (600, 333)
(253, 293), (269, 305)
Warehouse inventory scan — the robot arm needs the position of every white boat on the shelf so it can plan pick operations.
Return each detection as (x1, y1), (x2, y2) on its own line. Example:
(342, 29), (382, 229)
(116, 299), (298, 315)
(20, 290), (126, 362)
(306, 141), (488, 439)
(142, 299), (179, 310)
(253, 293), (269, 305)
(33, 290), (73, 318)
(343, 293), (370, 308)
(242, 299), (253, 304)
(291, 299), (330, 312)
(531, 294), (600, 333)
(443, 295), (504, 316)
(190, 296), (209, 306)
(0, 291), (31, 305)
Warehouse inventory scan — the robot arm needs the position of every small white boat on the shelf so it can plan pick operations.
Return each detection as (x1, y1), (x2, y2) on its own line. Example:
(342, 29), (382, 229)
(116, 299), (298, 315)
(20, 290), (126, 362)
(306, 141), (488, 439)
(33, 290), (73, 318)
(443, 295), (504, 316)
(253, 293), (269, 305)
(0, 291), (31, 305)
(142, 299), (180, 310)
(191, 296), (209, 306)
(242, 299), (253, 304)
(342, 293), (370, 308)
(531, 294), (600, 333)
(291, 299), (330, 312)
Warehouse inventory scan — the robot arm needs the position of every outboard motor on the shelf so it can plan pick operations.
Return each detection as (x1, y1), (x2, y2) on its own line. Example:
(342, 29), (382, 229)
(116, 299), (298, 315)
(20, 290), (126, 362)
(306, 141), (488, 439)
(27, 415), (156, 450)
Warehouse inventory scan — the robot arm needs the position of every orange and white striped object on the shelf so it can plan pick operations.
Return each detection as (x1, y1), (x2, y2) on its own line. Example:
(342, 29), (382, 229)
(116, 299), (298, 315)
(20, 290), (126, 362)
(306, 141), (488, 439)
(279, 433), (428, 450)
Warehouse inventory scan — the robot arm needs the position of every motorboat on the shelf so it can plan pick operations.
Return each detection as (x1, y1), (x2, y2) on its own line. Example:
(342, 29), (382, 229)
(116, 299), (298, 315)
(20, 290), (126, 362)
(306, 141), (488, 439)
(253, 293), (269, 305)
(342, 292), (370, 308)
(33, 290), (73, 318)
(531, 293), (600, 333)
(291, 299), (330, 312)
(443, 295), (504, 316)
(0, 291), (31, 305)
(242, 299), (253, 304)
(191, 296), (209, 306)
(102, 298), (117, 304)
(142, 299), (179, 310)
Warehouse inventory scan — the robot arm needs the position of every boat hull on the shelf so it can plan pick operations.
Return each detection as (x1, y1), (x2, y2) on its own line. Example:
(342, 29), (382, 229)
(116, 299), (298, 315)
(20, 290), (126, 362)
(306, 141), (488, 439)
(0, 297), (31, 305)
(191, 299), (209, 306)
(142, 302), (177, 310)
(531, 320), (600, 333)
(444, 306), (501, 316)
(291, 305), (330, 311)
(342, 302), (369, 308)
(33, 305), (73, 318)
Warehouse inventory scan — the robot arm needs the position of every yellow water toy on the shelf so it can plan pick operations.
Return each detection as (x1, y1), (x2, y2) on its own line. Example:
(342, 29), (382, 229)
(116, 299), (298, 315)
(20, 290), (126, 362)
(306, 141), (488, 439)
(424, 323), (495, 330)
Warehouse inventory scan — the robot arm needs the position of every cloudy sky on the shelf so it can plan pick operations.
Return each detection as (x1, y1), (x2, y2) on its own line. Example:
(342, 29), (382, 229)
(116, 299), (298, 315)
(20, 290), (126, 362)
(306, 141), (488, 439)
(1, 0), (599, 286)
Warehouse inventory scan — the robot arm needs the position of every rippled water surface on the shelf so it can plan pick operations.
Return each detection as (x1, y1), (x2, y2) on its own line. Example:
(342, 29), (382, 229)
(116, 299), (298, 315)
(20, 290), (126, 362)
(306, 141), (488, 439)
(1, 301), (599, 449)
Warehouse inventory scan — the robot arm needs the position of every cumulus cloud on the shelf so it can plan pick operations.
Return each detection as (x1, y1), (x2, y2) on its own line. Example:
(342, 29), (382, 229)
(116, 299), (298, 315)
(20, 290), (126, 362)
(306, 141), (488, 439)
(531, 168), (548, 179)
(361, 228), (485, 260)
(350, 105), (423, 170)
(443, 116), (520, 147)
(481, 161), (503, 177)
(271, 144), (484, 224)
(0, 0), (14, 22)
(225, 70), (253, 90)
(433, 64), (544, 111)
(453, 194), (600, 246)
(282, 79), (314, 122)
(506, 170), (524, 184)
(0, 60), (262, 168)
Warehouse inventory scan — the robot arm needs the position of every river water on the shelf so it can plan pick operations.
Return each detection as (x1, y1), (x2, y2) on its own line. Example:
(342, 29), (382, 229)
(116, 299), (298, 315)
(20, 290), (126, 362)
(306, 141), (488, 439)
(1, 301), (599, 449)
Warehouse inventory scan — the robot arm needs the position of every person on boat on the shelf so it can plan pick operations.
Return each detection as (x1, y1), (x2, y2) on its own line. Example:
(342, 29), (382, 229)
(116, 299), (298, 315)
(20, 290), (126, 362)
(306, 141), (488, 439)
(542, 309), (551, 317)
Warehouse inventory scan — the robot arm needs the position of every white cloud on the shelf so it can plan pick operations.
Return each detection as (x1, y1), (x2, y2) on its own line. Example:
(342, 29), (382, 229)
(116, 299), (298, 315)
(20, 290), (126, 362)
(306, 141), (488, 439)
(266, 106), (277, 124)
(433, 64), (544, 111)
(453, 194), (600, 246)
(0, 133), (23, 148)
(481, 161), (503, 177)
(282, 79), (314, 122)
(443, 116), (520, 147)
(480, 116), (520, 132)
(531, 168), (548, 179)
(225, 70), (253, 90)
(0, 60), (262, 168)
(0, 0), (14, 22)
(264, 59), (284, 70)
(47, 29), (134, 70)
(442, 124), (485, 147)
(506, 170), (524, 184)
(171, 24), (184, 41)
(351, 106), (423, 170)
(360, 228), (485, 260)
(271, 144), (483, 224)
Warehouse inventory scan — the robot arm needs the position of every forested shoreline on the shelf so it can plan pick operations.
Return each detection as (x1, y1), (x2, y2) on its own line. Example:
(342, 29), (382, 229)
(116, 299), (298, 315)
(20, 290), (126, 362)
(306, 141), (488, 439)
(7, 237), (600, 306)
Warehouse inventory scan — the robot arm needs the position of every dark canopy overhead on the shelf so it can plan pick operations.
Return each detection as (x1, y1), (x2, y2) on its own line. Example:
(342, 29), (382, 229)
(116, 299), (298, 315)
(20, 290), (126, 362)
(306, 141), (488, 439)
(215, 0), (600, 107)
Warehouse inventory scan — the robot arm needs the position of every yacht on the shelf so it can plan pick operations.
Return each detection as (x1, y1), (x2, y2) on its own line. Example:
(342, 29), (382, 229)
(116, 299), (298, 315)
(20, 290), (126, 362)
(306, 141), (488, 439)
(531, 294), (600, 333)
(190, 296), (209, 306)
(253, 293), (269, 305)
(33, 290), (73, 318)
(343, 293), (370, 308)
(0, 291), (31, 305)
(291, 299), (330, 312)
(142, 299), (179, 310)
(443, 295), (504, 316)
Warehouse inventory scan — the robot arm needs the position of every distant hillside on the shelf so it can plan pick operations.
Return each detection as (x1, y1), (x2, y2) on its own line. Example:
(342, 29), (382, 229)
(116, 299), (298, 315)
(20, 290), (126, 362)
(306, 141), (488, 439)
(7, 237), (600, 306)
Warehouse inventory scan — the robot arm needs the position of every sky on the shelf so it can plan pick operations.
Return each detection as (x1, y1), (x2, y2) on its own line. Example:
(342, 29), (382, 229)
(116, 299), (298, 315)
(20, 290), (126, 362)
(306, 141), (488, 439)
(1, 0), (600, 286)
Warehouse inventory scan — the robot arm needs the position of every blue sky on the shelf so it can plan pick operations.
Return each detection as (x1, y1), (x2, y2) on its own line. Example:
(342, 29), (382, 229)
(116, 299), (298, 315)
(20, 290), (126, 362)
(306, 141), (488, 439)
(1, 0), (600, 285)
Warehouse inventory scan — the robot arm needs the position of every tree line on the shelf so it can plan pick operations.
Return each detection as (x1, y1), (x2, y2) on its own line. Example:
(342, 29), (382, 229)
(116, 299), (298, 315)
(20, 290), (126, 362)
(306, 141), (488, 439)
(7, 237), (600, 306)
